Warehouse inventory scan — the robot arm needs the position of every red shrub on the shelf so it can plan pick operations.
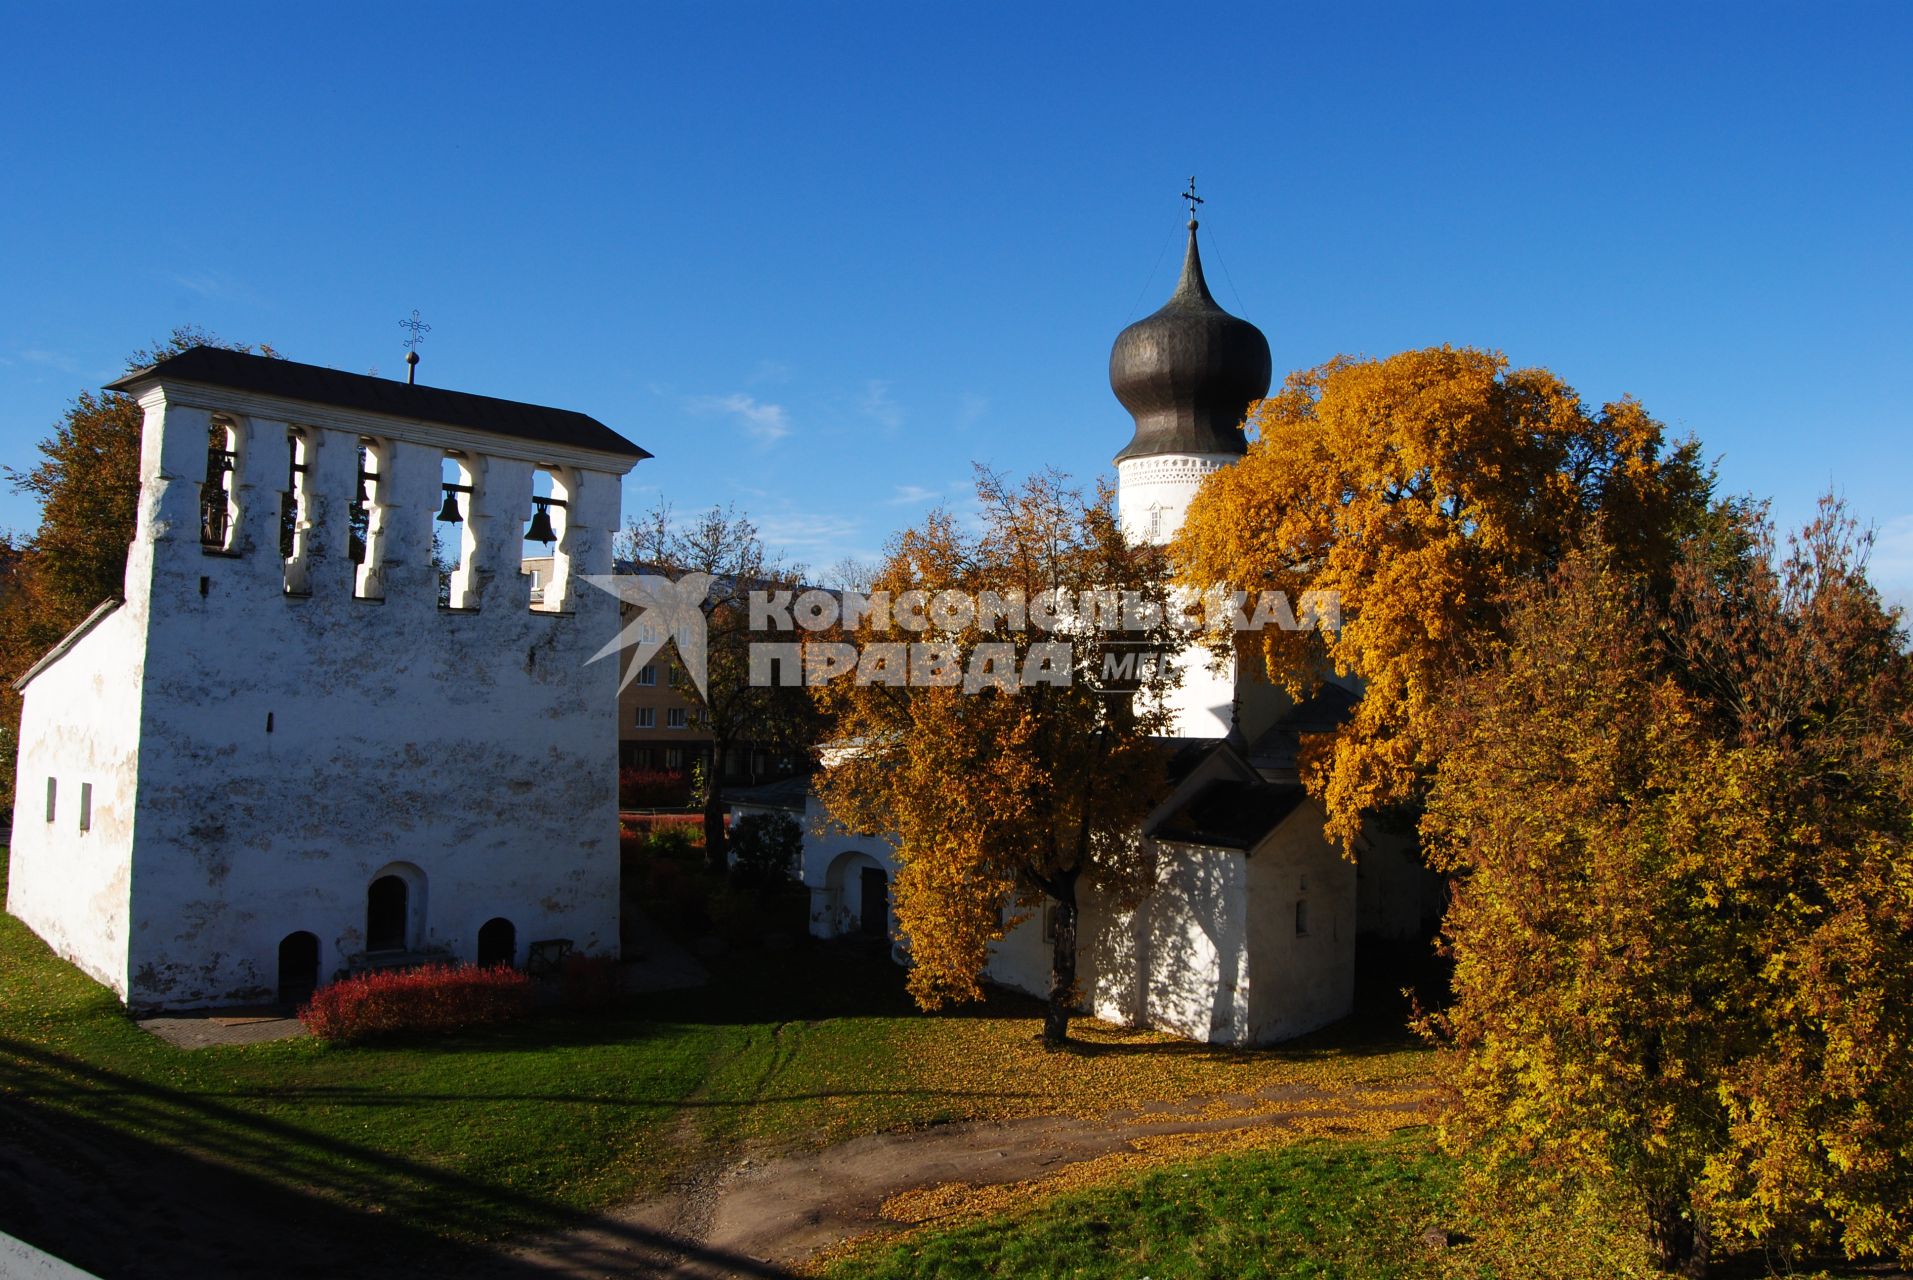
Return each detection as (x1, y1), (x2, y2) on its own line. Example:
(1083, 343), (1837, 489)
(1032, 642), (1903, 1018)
(559, 953), (622, 1010)
(619, 768), (691, 809)
(298, 963), (533, 1044)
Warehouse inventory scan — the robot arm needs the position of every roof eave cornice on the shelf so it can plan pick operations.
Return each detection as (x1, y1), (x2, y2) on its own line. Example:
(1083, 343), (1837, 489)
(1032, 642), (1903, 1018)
(124, 378), (649, 475)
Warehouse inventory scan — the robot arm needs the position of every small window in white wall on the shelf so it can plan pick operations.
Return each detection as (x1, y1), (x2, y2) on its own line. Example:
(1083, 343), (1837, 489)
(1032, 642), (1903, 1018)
(634, 707), (656, 729)
(78, 783), (92, 833)
(1295, 899), (1310, 937)
(666, 707), (688, 729)
(1148, 506), (1163, 542)
(44, 778), (56, 823)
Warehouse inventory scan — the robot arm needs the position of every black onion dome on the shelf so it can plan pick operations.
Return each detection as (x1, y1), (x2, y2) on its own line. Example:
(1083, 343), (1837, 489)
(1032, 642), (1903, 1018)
(1109, 221), (1271, 462)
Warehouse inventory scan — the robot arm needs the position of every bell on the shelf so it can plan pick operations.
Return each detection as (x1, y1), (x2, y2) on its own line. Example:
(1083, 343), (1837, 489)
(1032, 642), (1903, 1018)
(526, 500), (558, 545)
(435, 489), (463, 523)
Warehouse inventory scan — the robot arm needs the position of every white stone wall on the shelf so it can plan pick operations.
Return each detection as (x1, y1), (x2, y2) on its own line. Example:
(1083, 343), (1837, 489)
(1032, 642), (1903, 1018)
(1086, 848), (1246, 1042)
(6, 606), (143, 998)
(1118, 453), (1242, 738)
(1243, 800), (1358, 1043)
(794, 793), (898, 943)
(1116, 453), (1238, 548)
(10, 384), (636, 1009)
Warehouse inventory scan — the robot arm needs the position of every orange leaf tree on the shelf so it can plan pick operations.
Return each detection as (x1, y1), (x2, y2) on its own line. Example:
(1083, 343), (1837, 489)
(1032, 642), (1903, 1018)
(1172, 345), (1713, 852)
(814, 469), (1182, 1046)
(1423, 506), (1913, 1276)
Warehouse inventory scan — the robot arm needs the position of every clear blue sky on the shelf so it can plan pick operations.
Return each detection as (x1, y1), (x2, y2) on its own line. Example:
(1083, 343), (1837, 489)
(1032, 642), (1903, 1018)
(2, 2), (1908, 604)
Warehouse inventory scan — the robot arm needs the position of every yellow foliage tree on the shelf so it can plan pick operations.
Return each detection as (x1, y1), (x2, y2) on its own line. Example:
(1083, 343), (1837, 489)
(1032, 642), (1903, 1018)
(814, 470), (1182, 1046)
(1172, 345), (1712, 852)
(1423, 506), (1913, 1276)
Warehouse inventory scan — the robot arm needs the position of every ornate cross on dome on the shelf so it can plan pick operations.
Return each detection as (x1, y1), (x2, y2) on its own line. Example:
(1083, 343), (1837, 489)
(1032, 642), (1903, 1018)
(1182, 176), (1203, 220)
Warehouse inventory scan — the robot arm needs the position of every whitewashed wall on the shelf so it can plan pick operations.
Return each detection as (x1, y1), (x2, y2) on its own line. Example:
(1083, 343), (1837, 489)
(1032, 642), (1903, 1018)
(6, 607), (143, 998)
(1243, 799), (1358, 1042)
(10, 386), (634, 1009)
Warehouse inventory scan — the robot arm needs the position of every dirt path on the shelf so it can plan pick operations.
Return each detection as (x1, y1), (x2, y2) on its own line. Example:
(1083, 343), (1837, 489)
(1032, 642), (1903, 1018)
(496, 1076), (1436, 1279)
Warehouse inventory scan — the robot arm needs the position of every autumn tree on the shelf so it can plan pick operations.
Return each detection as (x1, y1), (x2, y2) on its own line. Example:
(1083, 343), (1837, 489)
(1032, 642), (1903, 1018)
(1421, 506), (1912, 1276)
(814, 469), (1184, 1046)
(617, 502), (819, 872)
(0, 327), (272, 809)
(1173, 345), (1713, 852)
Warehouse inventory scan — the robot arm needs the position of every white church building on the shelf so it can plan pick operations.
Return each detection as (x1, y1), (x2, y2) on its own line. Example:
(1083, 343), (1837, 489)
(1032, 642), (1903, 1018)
(6, 347), (647, 1010)
(736, 216), (1437, 1045)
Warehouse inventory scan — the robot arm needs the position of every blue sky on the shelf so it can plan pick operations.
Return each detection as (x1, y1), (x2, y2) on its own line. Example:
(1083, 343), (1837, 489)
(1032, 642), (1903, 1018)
(2, 2), (1908, 604)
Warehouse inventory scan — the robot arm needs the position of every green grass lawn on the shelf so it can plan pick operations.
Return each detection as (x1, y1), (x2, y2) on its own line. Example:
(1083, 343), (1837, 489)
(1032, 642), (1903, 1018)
(821, 1132), (1901, 1280)
(0, 845), (1433, 1272)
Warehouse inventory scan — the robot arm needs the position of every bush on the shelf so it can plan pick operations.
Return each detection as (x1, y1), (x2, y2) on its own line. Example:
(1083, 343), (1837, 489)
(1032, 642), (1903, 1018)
(559, 953), (622, 1010)
(298, 963), (533, 1044)
(728, 811), (802, 898)
(619, 767), (691, 809)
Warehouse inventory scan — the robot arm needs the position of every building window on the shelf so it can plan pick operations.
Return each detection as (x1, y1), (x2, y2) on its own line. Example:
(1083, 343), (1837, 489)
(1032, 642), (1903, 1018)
(634, 706), (655, 729)
(44, 778), (56, 823)
(666, 707), (688, 730)
(636, 664), (657, 686)
(663, 747), (684, 770)
(78, 783), (92, 833)
(1295, 899), (1310, 937)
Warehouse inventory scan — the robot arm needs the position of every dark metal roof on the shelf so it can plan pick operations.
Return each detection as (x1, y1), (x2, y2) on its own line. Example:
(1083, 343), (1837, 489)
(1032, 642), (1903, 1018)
(1110, 220), (1271, 463)
(1157, 735), (1228, 787)
(1149, 778), (1308, 851)
(15, 597), (122, 692)
(1246, 683), (1358, 773)
(106, 346), (650, 460)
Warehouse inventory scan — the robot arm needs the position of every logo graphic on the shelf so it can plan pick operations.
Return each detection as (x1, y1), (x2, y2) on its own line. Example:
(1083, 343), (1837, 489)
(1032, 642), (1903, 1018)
(583, 574), (1338, 697)
(584, 573), (714, 698)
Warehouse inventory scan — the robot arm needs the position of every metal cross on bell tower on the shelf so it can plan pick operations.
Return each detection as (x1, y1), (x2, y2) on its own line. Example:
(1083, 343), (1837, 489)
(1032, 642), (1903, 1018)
(400, 309), (431, 384)
(1182, 176), (1204, 222)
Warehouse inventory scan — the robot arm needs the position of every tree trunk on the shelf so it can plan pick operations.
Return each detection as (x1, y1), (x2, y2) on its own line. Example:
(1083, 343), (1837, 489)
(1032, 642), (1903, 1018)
(1646, 1193), (1709, 1278)
(702, 772), (728, 876)
(1042, 885), (1078, 1048)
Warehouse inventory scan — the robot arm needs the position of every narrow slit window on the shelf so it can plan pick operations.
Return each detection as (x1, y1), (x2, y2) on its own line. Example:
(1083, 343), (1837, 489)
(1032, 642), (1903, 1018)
(44, 777), (56, 823)
(78, 783), (92, 833)
(1295, 899), (1310, 937)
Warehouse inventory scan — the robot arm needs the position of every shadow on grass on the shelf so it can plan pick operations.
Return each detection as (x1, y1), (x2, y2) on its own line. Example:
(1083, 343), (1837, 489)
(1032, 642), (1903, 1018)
(0, 1034), (795, 1280)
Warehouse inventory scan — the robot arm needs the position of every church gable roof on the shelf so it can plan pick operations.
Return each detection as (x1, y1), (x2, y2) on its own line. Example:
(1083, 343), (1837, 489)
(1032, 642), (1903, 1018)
(1246, 682), (1358, 773)
(106, 346), (649, 460)
(1149, 777), (1309, 851)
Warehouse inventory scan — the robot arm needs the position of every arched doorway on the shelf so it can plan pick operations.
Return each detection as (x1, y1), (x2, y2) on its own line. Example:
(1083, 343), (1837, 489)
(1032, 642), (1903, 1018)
(821, 850), (890, 940)
(477, 917), (516, 968)
(366, 875), (409, 952)
(278, 931), (319, 1007)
